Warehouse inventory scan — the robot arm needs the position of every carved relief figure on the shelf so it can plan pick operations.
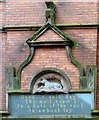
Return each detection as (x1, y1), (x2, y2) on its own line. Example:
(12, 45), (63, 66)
(31, 72), (71, 94)
(36, 79), (63, 92)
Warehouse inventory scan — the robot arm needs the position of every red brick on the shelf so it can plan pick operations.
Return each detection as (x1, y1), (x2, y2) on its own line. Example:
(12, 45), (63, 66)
(0, 1), (98, 111)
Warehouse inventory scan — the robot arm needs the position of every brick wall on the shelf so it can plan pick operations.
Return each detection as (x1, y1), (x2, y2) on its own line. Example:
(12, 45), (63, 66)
(96, 1), (99, 110)
(97, 28), (99, 109)
(65, 29), (97, 68)
(0, 1), (6, 111)
(21, 31), (80, 90)
(0, 1), (5, 26)
(0, 31), (3, 110)
(0, 1), (98, 111)
(5, 2), (97, 26)
(21, 29), (97, 90)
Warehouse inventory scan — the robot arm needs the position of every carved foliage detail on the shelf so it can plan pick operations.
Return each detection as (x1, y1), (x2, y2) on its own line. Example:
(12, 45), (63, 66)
(87, 65), (96, 90)
(87, 68), (94, 89)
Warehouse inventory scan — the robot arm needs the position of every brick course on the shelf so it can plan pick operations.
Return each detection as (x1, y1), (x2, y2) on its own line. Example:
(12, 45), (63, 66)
(5, 2), (97, 26)
(0, 2), (5, 26)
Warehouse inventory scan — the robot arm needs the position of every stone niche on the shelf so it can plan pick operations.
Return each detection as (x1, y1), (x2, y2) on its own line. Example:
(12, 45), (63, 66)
(29, 68), (72, 94)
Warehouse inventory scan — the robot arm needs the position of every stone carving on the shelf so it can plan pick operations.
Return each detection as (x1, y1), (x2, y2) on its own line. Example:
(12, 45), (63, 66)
(5, 67), (19, 90)
(36, 79), (63, 92)
(31, 72), (71, 94)
(87, 68), (94, 90)
(45, 2), (55, 24)
(5, 67), (14, 90)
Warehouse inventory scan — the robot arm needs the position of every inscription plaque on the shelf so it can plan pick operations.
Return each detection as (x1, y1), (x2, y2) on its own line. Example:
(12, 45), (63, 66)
(9, 93), (92, 116)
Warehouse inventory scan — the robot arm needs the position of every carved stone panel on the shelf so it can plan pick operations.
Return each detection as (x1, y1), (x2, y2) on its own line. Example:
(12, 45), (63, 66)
(29, 68), (72, 94)
(87, 65), (96, 90)
(5, 67), (19, 90)
(5, 67), (15, 90)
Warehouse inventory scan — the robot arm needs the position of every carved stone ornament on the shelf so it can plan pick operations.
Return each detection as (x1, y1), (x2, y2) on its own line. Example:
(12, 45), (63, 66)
(37, 78), (63, 92)
(5, 67), (14, 90)
(86, 65), (96, 90)
(29, 69), (72, 94)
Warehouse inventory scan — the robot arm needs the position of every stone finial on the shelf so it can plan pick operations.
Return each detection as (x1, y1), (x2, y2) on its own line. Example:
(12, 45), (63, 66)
(45, 1), (55, 24)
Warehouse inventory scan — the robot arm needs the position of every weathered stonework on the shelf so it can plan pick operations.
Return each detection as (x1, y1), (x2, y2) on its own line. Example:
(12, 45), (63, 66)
(0, 1), (99, 119)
